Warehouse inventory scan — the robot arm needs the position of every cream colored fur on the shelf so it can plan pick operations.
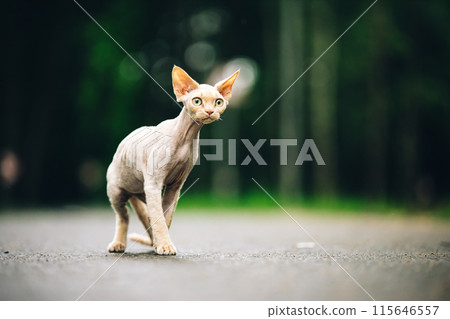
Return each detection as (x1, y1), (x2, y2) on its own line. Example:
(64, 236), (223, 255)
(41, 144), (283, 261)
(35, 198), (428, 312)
(106, 66), (239, 255)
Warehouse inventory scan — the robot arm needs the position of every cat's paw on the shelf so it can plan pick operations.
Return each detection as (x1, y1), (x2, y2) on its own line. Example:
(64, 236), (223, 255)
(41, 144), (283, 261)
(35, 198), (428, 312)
(154, 243), (177, 255)
(107, 241), (126, 253)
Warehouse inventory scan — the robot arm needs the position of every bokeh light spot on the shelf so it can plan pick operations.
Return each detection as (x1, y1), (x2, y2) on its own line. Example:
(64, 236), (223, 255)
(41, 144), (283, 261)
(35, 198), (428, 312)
(184, 42), (216, 72)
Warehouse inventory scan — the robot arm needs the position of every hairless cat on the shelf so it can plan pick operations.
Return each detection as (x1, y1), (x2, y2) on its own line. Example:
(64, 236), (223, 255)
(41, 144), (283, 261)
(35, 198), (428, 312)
(106, 66), (239, 255)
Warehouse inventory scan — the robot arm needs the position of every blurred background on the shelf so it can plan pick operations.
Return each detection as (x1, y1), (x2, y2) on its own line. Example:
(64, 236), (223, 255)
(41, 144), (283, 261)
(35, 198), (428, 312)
(1, 0), (449, 214)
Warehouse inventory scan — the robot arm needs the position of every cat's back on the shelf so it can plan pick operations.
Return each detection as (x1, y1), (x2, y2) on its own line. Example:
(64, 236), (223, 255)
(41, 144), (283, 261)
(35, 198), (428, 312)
(112, 118), (176, 165)
(114, 126), (154, 159)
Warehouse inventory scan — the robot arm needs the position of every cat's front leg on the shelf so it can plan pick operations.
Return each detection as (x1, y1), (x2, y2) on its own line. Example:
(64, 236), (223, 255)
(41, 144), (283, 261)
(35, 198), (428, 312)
(144, 184), (177, 255)
(162, 184), (182, 228)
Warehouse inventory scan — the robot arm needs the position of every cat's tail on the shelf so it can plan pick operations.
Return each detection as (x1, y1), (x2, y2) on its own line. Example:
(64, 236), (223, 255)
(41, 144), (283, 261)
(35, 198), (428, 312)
(128, 233), (152, 246)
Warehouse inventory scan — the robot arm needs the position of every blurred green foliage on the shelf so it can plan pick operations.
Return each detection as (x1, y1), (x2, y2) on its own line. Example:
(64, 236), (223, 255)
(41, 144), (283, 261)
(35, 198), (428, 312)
(1, 0), (450, 214)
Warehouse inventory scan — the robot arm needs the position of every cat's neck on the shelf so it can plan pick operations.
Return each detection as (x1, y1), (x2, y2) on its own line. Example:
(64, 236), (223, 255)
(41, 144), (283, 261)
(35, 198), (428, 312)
(173, 106), (203, 143)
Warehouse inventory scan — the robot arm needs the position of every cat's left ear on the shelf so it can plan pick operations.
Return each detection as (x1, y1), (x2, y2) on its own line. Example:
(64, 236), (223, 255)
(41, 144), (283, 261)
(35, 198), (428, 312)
(215, 70), (240, 102)
(172, 66), (199, 102)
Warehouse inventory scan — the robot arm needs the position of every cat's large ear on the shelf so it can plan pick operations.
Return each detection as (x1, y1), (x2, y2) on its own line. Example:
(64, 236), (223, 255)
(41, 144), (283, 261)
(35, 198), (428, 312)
(172, 66), (199, 102)
(214, 70), (240, 101)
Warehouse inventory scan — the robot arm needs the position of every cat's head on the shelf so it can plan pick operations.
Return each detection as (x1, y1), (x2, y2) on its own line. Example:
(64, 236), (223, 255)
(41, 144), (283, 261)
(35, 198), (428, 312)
(172, 66), (239, 124)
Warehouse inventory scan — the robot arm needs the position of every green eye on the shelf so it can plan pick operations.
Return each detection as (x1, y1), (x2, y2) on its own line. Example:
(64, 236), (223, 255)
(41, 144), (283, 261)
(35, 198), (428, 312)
(215, 99), (224, 107)
(192, 97), (202, 106)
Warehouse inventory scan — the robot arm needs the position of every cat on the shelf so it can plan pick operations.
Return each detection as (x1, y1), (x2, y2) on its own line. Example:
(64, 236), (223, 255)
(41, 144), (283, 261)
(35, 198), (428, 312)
(106, 66), (239, 255)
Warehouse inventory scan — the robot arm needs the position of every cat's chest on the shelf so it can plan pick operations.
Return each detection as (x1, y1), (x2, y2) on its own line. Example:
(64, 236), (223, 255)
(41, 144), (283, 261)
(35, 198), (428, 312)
(164, 143), (196, 185)
(171, 143), (194, 164)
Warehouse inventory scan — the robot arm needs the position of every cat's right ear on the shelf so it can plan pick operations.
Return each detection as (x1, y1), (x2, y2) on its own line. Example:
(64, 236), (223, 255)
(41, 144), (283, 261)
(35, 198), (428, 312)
(172, 66), (199, 102)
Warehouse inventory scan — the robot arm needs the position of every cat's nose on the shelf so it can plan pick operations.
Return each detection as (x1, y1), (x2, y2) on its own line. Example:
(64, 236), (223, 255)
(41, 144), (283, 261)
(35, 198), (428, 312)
(206, 110), (214, 115)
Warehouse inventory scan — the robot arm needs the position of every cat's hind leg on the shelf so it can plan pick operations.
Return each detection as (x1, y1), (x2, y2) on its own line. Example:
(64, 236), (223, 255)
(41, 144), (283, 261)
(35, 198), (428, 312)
(128, 196), (153, 246)
(107, 183), (130, 253)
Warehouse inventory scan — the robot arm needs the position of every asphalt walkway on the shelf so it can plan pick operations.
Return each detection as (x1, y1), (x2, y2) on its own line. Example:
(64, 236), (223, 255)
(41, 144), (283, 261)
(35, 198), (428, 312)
(0, 209), (448, 300)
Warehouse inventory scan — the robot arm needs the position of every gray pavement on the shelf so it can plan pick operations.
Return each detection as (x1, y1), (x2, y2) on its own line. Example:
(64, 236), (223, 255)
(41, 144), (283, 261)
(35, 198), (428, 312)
(0, 208), (449, 300)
